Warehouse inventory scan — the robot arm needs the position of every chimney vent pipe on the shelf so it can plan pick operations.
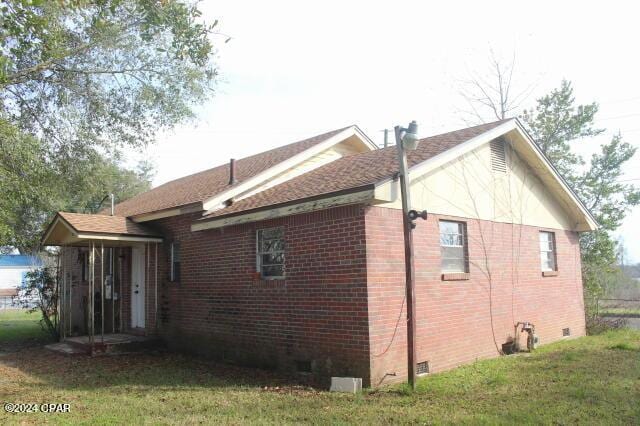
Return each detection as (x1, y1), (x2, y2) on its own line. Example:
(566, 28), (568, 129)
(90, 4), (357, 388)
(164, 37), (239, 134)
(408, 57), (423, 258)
(229, 158), (236, 185)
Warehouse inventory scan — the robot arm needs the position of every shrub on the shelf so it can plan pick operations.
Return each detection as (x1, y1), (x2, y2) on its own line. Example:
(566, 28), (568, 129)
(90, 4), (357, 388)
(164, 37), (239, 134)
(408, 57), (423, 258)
(18, 266), (59, 341)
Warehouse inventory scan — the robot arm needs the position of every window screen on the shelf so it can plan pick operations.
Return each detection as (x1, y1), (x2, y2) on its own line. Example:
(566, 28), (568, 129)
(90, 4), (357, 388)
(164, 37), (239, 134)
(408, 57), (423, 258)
(539, 231), (557, 271)
(257, 228), (285, 279)
(439, 220), (468, 273)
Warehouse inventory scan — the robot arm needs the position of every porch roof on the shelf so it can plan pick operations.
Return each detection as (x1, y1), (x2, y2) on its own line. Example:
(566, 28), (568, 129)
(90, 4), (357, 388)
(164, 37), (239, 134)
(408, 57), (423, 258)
(42, 212), (163, 247)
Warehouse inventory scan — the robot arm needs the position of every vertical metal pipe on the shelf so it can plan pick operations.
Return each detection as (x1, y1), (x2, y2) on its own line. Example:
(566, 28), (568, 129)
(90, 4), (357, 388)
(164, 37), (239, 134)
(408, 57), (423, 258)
(384, 128), (389, 148)
(395, 126), (417, 390)
(101, 243), (104, 343)
(229, 158), (236, 185)
(60, 247), (65, 341)
(119, 248), (123, 333)
(155, 243), (158, 332)
(90, 242), (94, 350)
(63, 247), (67, 339)
(111, 247), (115, 334)
(68, 249), (72, 337)
(146, 243), (149, 329)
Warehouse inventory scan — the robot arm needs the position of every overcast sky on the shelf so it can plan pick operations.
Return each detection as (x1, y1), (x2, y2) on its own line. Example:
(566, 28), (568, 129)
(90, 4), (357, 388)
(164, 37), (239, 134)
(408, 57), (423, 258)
(130, 1), (640, 262)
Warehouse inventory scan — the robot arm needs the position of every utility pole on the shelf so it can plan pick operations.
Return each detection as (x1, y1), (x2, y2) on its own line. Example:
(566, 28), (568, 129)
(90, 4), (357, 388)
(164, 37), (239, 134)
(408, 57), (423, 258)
(394, 121), (427, 390)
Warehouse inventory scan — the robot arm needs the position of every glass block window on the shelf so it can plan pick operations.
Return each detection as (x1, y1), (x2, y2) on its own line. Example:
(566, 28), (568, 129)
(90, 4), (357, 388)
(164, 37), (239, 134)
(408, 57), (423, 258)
(257, 227), (285, 279)
(539, 231), (557, 271)
(439, 220), (468, 273)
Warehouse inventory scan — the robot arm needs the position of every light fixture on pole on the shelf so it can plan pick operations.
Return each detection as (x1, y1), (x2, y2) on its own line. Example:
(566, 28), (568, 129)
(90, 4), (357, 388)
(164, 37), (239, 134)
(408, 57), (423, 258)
(394, 120), (427, 391)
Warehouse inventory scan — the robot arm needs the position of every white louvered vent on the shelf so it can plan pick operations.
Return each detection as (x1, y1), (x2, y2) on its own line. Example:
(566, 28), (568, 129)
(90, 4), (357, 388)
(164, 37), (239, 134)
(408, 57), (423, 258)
(490, 138), (507, 173)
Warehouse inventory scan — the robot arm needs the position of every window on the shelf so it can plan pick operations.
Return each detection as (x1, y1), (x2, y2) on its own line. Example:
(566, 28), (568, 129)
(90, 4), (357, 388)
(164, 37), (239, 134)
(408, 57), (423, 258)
(257, 227), (285, 279)
(170, 242), (181, 281)
(539, 231), (557, 271)
(439, 220), (468, 273)
(81, 252), (89, 281)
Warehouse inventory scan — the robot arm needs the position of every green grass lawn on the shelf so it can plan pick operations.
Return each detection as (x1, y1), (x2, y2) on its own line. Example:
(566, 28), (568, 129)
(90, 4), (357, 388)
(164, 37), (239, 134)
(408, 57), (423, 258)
(0, 309), (50, 345)
(0, 317), (639, 425)
(599, 306), (640, 317)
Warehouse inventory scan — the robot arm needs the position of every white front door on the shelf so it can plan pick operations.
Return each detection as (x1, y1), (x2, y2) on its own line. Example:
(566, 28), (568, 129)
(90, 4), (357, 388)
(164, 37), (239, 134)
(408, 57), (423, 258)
(131, 246), (146, 329)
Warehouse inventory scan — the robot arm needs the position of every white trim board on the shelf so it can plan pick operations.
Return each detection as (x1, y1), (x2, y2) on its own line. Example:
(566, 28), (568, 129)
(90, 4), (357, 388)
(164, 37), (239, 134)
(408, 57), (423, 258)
(192, 189), (379, 232)
(373, 118), (597, 232)
(130, 203), (202, 223)
(75, 233), (163, 243)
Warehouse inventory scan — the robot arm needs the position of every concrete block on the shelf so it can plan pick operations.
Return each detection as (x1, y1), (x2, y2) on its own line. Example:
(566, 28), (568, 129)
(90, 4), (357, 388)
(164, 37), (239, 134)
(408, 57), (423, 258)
(330, 377), (362, 393)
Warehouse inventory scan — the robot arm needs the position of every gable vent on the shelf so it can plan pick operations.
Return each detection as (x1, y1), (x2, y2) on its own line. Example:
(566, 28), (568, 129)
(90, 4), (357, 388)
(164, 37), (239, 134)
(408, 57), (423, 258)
(490, 138), (507, 173)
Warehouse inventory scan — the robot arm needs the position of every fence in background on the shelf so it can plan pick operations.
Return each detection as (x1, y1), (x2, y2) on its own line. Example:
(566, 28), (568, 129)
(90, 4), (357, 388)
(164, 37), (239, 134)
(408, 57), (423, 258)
(0, 295), (19, 309)
(595, 298), (640, 318)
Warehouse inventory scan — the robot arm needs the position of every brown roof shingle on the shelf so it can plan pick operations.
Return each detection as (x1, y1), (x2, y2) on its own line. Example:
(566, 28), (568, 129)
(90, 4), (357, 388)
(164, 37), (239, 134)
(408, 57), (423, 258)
(113, 127), (352, 217)
(200, 120), (509, 221)
(59, 212), (159, 237)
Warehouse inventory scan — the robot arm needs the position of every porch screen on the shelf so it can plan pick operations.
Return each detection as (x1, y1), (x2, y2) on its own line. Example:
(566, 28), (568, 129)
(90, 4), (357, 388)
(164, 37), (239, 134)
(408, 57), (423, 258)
(256, 227), (285, 279)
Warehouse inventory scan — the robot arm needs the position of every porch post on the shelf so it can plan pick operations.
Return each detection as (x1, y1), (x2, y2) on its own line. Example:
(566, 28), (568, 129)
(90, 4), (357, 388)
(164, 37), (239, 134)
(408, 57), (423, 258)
(89, 241), (95, 350)
(68, 247), (72, 337)
(146, 242), (149, 330)
(60, 246), (65, 341)
(118, 248), (123, 333)
(155, 242), (158, 333)
(111, 247), (115, 334)
(101, 242), (105, 343)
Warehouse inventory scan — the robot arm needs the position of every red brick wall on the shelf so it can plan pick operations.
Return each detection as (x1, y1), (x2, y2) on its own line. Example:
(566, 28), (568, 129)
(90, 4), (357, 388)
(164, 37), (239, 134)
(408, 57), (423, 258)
(365, 206), (586, 386)
(151, 205), (371, 384)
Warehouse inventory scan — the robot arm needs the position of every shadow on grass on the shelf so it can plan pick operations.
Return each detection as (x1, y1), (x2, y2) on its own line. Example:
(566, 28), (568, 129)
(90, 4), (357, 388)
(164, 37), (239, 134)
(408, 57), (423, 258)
(2, 346), (323, 393)
(0, 309), (52, 352)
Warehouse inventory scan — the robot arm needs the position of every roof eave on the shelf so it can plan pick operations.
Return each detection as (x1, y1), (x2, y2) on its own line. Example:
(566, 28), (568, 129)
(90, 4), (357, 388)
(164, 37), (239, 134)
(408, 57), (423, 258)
(512, 119), (599, 231)
(192, 184), (380, 232)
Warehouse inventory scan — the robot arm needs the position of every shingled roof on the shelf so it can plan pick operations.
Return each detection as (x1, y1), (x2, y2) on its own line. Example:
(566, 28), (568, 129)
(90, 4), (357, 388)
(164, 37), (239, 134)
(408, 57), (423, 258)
(57, 212), (159, 237)
(113, 126), (352, 217)
(199, 120), (509, 221)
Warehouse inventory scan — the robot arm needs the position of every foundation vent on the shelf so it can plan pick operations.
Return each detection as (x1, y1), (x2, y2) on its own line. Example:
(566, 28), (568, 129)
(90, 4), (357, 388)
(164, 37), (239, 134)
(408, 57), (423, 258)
(416, 361), (429, 375)
(295, 360), (312, 373)
(562, 327), (571, 337)
(490, 138), (507, 173)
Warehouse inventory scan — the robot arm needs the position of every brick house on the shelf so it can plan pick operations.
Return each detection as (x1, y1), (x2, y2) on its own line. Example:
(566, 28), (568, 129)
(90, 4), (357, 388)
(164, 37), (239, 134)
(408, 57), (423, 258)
(42, 118), (596, 387)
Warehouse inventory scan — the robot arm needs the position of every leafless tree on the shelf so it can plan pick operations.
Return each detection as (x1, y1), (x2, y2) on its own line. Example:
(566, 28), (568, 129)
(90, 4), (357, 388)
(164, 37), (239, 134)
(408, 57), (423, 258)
(458, 50), (536, 124)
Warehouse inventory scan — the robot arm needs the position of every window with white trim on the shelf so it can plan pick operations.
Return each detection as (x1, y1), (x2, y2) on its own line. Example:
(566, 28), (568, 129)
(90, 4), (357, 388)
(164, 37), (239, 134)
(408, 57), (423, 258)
(439, 220), (468, 273)
(539, 231), (557, 271)
(257, 227), (285, 279)
(170, 242), (181, 281)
